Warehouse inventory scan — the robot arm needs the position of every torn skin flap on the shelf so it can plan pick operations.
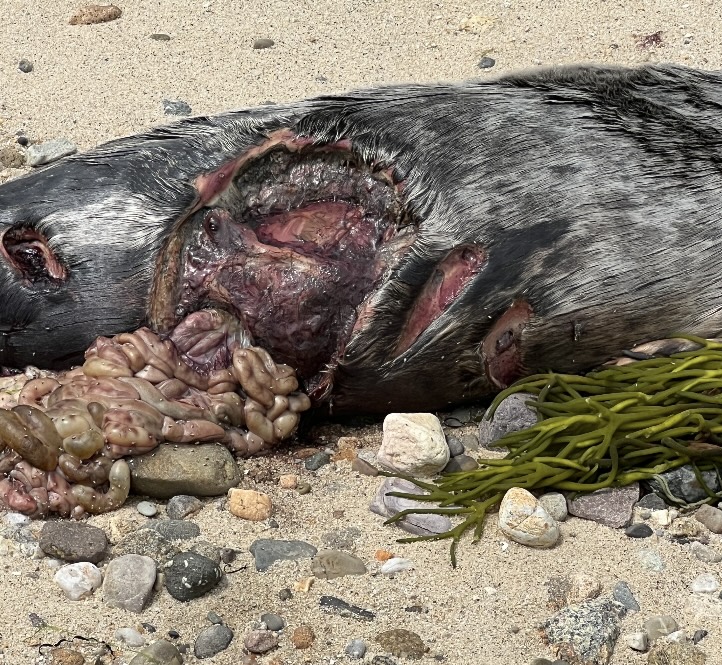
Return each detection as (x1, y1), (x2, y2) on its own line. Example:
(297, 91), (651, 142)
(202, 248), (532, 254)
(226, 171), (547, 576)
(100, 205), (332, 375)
(481, 299), (534, 389)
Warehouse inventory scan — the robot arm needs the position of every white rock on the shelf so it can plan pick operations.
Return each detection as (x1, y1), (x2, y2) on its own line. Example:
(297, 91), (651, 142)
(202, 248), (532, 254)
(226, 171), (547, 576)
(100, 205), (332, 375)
(625, 632), (648, 652)
(690, 572), (720, 593)
(538, 492), (568, 521)
(665, 629), (688, 643)
(377, 413), (449, 476)
(650, 509), (671, 526)
(379, 557), (414, 574)
(3, 512), (31, 527)
(115, 627), (146, 647)
(54, 562), (102, 600)
(498, 487), (560, 548)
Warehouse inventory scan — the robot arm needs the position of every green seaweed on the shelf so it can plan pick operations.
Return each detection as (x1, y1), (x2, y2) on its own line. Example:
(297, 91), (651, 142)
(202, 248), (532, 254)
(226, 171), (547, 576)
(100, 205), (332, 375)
(384, 335), (722, 566)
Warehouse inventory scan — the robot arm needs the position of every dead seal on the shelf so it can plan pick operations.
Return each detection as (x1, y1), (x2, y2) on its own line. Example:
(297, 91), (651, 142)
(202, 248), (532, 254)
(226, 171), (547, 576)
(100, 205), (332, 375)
(3, 62), (722, 416)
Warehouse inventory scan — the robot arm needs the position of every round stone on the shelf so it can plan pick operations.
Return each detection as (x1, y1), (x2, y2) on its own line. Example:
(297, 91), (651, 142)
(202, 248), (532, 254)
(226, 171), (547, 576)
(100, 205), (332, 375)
(164, 552), (222, 601)
(260, 613), (285, 631)
(18, 59), (33, 73)
(625, 523), (653, 538)
(137, 501), (158, 517)
(194, 624), (233, 659)
(346, 638), (367, 659)
(243, 629), (278, 653)
(478, 56), (496, 69)
(253, 38), (275, 49)
(375, 629), (426, 659)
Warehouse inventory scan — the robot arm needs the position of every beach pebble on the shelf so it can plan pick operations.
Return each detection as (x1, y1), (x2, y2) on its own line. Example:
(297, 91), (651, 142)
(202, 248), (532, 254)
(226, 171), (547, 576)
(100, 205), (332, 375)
(638, 549), (665, 572)
(351, 458), (379, 476)
(144, 519), (200, 540)
(164, 552), (222, 601)
(249, 539), (318, 572)
(375, 629), (426, 659)
(693, 629), (708, 644)
(691, 573), (720, 593)
(48, 647), (84, 665)
(291, 624), (315, 649)
(227, 488), (273, 520)
(542, 598), (626, 665)
(115, 627), (146, 647)
(128, 640), (182, 665)
(137, 501), (158, 517)
(150, 33), (171, 40)
(636, 493), (667, 510)
(39, 521), (107, 563)
(69, 4), (122, 24)
(695, 504), (722, 533)
(650, 465), (720, 504)
(162, 99), (192, 116)
(311, 550), (367, 579)
(612, 581), (640, 612)
(370, 477), (452, 536)
(539, 492), (568, 522)
(206, 611), (223, 624)
(114, 529), (180, 563)
(26, 138), (77, 167)
(18, 59), (34, 73)
(305, 451), (331, 470)
(446, 435), (465, 457)
(319, 595), (375, 621)
(278, 474), (298, 489)
(129, 443), (239, 498)
(194, 624), (233, 659)
(546, 573), (602, 610)
(691, 541), (722, 563)
(345, 638), (367, 659)
(244, 629), (278, 653)
(54, 562), (102, 600)
(666, 630), (687, 642)
(625, 632), (648, 651)
(103, 554), (156, 612)
(647, 640), (706, 664)
(478, 392), (537, 447)
(644, 615), (679, 640)
(479, 56), (496, 69)
(260, 613), (284, 631)
(567, 483), (639, 528)
(166, 495), (203, 520)
(498, 487), (560, 548)
(442, 454), (478, 472)
(378, 413), (449, 475)
(380, 557), (414, 574)
(3, 512), (30, 528)
(253, 38), (275, 49)
(625, 523), (653, 538)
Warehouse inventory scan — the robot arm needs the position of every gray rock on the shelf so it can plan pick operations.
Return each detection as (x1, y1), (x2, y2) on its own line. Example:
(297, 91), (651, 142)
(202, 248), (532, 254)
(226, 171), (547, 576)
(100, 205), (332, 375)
(249, 539), (317, 572)
(319, 595), (375, 621)
(625, 631), (648, 651)
(244, 629), (278, 653)
(461, 433), (480, 452)
(636, 493), (667, 510)
(539, 492), (569, 522)
(644, 615), (679, 641)
(39, 522), (107, 563)
(253, 38), (275, 49)
(167, 495), (204, 520)
(612, 581), (640, 612)
(305, 451), (331, 471)
(26, 138), (77, 166)
(478, 392), (537, 447)
(128, 443), (239, 499)
(351, 458), (379, 476)
(638, 549), (665, 572)
(165, 552), (222, 601)
(194, 624), (233, 659)
(129, 640), (182, 665)
(370, 477), (452, 536)
(103, 555), (156, 613)
(567, 484), (639, 528)
(446, 436), (465, 457)
(479, 56), (496, 69)
(260, 613), (284, 631)
(150, 33), (171, 40)
(18, 58), (33, 73)
(624, 523), (653, 538)
(144, 519), (200, 540)
(113, 528), (180, 563)
(649, 465), (720, 504)
(137, 501), (158, 517)
(442, 454), (478, 472)
(162, 99), (192, 116)
(311, 550), (367, 579)
(541, 598), (626, 665)
(647, 640), (706, 664)
(207, 611), (223, 624)
(691, 541), (722, 563)
(695, 503), (722, 533)
(346, 638), (367, 659)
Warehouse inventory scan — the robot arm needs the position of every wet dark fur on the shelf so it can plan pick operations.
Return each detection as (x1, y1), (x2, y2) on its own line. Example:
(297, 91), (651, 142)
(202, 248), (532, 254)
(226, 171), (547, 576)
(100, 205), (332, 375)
(3, 63), (722, 412)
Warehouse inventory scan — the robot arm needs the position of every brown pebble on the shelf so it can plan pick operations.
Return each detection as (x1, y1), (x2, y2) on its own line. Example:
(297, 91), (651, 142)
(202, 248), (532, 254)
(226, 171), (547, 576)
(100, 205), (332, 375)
(69, 4), (122, 25)
(333, 510), (345, 518)
(375, 629), (427, 659)
(351, 458), (379, 476)
(244, 629), (279, 654)
(293, 576), (314, 592)
(293, 447), (320, 459)
(375, 549), (394, 561)
(279, 474), (298, 489)
(227, 488), (272, 520)
(291, 624), (315, 649)
(332, 436), (360, 461)
(49, 648), (84, 665)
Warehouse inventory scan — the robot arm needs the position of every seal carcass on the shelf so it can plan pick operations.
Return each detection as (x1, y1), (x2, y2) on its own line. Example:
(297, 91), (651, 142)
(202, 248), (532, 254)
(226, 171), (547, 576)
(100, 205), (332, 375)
(3, 63), (722, 417)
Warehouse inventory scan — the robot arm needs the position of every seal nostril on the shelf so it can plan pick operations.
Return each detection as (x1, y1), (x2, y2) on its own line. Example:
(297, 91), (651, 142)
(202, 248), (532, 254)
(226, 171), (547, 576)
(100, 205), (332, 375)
(1, 226), (68, 286)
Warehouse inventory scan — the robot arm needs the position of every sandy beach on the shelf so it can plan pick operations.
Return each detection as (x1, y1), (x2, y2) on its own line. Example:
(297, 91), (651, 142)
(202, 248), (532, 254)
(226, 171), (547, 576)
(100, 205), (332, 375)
(3, 1), (722, 664)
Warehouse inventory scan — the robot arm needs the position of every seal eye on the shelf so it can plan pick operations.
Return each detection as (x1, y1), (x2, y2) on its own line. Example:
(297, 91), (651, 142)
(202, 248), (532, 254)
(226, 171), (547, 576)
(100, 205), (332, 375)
(203, 212), (221, 237)
(0, 226), (68, 286)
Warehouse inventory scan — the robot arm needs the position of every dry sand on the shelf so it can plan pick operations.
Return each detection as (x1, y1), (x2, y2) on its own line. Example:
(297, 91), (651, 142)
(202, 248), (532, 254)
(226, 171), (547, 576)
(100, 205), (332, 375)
(2, 1), (722, 664)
